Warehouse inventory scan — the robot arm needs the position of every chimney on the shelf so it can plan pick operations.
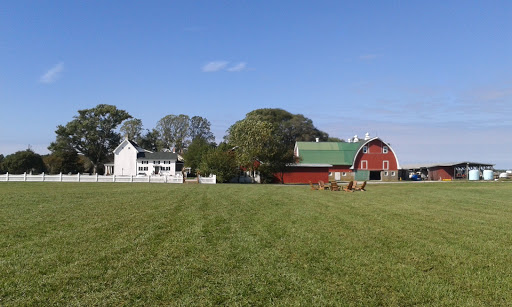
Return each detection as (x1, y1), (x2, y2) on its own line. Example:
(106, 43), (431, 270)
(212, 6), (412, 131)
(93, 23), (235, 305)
(315, 138), (319, 143)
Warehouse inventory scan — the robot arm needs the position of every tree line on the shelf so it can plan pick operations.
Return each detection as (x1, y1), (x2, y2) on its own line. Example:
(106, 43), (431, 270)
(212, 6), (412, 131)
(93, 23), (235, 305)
(0, 105), (341, 183)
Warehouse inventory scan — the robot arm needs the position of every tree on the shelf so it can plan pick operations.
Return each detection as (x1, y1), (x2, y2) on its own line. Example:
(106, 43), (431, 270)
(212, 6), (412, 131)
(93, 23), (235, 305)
(156, 114), (190, 154)
(189, 116), (214, 143)
(2, 149), (45, 174)
(198, 145), (239, 183)
(48, 104), (131, 174)
(226, 118), (276, 182)
(0, 154), (4, 173)
(183, 137), (215, 174)
(120, 118), (143, 142)
(138, 129), (162, 152)
(245, 108), (330, 145)
(327, 137), (344, 142)
(227, 108), (330, 183)
(43, 150), (84, 174)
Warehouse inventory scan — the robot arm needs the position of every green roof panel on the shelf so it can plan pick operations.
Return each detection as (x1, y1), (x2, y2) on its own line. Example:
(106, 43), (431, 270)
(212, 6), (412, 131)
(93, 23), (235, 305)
(297, 142), (363, 165)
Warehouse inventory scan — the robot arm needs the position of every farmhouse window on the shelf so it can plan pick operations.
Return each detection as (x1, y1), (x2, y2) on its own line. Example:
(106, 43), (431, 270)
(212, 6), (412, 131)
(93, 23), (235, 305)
(383, 161), (389, 170)
(363, 146), (368, 153)
(142, 161), (148, 164)
(361, 160), (368, 169)
(383, 146), (388, 154)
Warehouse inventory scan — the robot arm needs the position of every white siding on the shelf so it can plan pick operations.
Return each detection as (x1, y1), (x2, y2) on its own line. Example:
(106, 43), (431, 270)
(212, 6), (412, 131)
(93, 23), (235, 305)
(114, 141), (138, 176)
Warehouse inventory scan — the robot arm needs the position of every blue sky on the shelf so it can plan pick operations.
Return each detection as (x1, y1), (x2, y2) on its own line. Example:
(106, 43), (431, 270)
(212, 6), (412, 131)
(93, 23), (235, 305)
(1, 1), (511, 168)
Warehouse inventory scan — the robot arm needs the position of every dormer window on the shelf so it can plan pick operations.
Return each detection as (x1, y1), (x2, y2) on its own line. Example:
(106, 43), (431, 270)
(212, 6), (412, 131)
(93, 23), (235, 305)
(363, 145), (368, 153)
(383, 146), (388, 154)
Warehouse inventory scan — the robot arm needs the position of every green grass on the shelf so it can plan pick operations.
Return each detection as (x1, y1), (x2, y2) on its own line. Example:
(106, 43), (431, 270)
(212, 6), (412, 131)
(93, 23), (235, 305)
(1, 182), (512, 306)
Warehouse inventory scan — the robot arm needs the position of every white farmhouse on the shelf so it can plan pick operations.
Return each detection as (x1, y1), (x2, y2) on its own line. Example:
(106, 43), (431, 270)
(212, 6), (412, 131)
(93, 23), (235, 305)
(111, 138), (183, 176)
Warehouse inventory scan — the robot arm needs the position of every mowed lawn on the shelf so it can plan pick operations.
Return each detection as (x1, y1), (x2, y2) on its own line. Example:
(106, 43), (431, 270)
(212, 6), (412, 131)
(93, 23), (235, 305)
(1, 182), (512, 306)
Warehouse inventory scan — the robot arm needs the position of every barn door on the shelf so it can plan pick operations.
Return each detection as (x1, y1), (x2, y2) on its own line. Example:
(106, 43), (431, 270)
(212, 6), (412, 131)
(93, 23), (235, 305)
(335, 172), (341, 181)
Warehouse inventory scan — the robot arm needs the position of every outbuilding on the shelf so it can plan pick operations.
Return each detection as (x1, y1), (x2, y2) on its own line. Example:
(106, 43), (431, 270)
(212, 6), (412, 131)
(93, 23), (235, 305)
(278, 133), (400, 184)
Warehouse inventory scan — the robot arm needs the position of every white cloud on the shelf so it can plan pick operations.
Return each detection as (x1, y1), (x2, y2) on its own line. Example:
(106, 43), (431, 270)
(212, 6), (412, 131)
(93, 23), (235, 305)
(39, 62), (64, 84)
(227, 62), (247, 72)
(202, 61), (228, 72)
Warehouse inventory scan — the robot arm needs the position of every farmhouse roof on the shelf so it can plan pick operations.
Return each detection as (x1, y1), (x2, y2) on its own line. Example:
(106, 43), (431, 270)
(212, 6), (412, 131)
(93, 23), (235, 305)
(296, 141), (363, 165)
(137, 152), (179, 160)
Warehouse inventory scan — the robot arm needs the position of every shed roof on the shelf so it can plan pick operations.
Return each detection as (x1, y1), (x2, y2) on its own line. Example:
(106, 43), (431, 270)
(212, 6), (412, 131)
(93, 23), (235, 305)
(401, 161), (494, 169)
(296, 142), (363, 165)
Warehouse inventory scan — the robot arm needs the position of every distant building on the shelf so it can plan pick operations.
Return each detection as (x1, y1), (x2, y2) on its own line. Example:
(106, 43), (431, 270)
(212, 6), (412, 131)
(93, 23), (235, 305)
(111, 138), (183, 176)
(278, 133), (400, 184)
(401, 162), (494, 181)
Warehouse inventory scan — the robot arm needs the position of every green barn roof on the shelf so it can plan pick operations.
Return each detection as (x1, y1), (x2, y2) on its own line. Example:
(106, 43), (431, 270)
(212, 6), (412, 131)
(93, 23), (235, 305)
(296, 142), (363, 165)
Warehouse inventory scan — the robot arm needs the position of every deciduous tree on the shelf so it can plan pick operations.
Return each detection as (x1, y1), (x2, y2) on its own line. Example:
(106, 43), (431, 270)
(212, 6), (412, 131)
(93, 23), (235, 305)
(189, 116), (214, 143)
(198, 144), (238, 183)
(156, 114), (190, 154)
(227, 118), (276, 182)
(2, 149), (45, 174)
(49, 104), (131, 174)
(138, 129), (162, 152)
(120, 118), (143, 142)
(184, 137), (215, 174)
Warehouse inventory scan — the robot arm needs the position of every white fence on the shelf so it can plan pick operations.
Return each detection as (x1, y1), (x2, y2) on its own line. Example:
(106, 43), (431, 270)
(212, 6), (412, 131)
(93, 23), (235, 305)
(0, 173), (216, 184)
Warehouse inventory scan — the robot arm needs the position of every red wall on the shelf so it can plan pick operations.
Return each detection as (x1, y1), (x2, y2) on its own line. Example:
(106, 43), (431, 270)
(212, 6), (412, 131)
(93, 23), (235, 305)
(354, 140), (398, 171)
(275, 167), (329, 184)
(429, 166), (454, 180)
(328, 165), (352, 173)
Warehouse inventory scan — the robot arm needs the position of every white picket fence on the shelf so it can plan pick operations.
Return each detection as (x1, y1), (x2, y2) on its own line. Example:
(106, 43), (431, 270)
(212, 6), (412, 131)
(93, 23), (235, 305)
(0, 173), (216, 184)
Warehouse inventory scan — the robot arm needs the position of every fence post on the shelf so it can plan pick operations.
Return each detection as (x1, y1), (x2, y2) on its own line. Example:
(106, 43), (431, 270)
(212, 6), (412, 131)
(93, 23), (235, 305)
(60, 172), (62, 182)
(6, 172), (8, 182)
(78, 173), (80, 182)
(24, 172), (27, 182)
(42, 172), (45, 182)
(96, 173), (99, 182)
(148, 175), (151, 183)
(164, 175), (167, 183)
(113, 174), (116, 182)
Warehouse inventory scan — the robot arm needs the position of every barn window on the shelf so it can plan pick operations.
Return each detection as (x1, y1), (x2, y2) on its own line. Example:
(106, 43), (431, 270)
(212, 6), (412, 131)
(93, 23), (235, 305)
(383, 161), (389, 170)
(342, 172), (347, 176)
(361, 160), (368, 169)
(383, 146), (388, 154)
(384, 171), (389, 176)
(391, 171), (396, 176)
(363, 146), (368, 153)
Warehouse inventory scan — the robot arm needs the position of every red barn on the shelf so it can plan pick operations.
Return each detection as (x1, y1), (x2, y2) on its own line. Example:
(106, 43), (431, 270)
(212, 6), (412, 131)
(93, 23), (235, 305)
(277, 135), (400, 184)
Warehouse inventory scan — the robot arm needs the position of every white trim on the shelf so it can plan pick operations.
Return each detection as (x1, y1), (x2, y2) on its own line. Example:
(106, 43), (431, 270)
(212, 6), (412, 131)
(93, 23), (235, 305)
(350, 137), (401, 169)
(361, 160), (368, 169)
(383, 160), (389, 170)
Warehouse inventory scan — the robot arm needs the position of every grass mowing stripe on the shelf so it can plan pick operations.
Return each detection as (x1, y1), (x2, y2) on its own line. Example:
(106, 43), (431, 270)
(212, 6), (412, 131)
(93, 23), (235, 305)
(1, 182), (511, 305)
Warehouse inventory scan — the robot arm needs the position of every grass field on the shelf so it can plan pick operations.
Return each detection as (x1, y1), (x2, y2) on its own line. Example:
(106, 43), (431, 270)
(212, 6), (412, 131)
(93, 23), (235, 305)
(1, 182), (512, 306)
